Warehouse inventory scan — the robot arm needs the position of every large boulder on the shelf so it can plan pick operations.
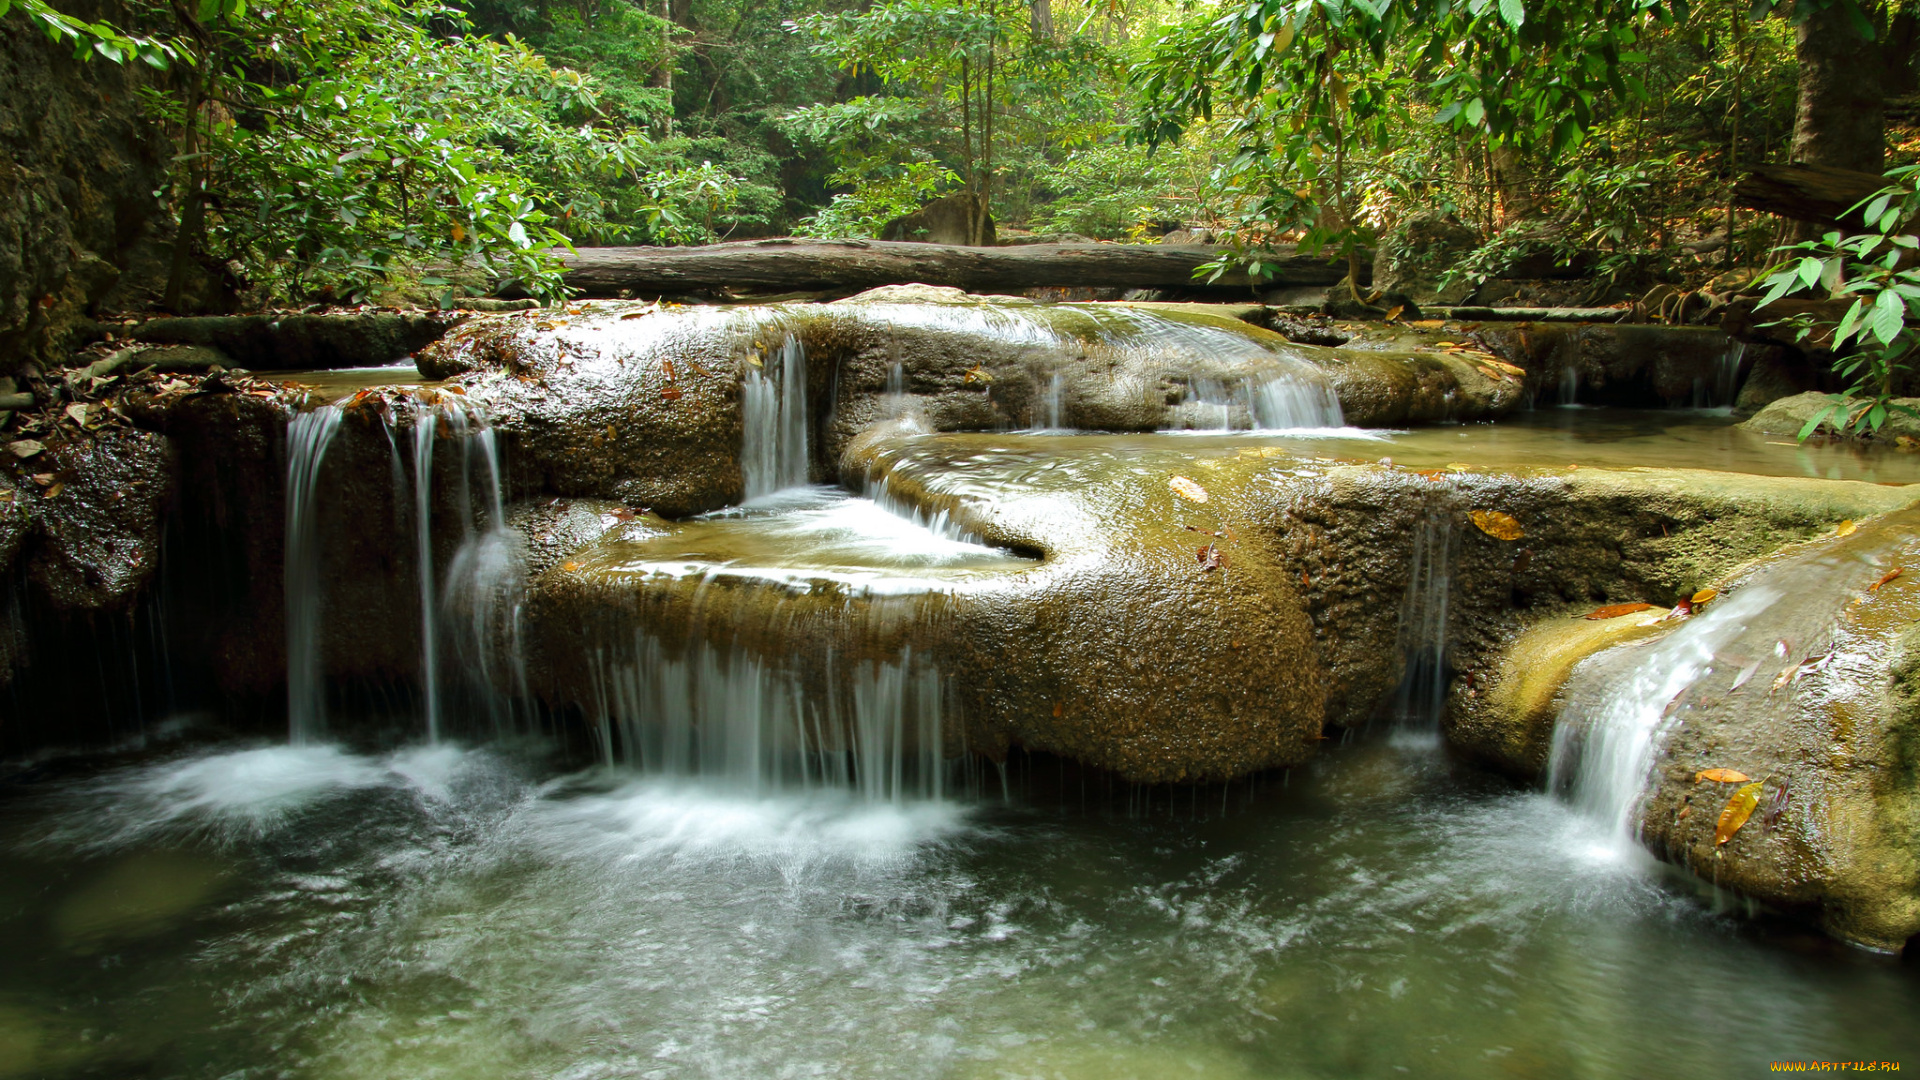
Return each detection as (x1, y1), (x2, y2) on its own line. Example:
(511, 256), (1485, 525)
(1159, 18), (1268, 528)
(1742, 390), (1920, 440)
(1583, 508), (1920, 951)
(1371, 212), (1479, 306)
(881, 194), (994, 246)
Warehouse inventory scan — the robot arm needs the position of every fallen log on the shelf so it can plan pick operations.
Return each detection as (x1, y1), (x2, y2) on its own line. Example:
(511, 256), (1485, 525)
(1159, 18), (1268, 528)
(1434, 306), (1629, 323)
(558, 239), (1362, 297)
(1732, 163), (1891, 227)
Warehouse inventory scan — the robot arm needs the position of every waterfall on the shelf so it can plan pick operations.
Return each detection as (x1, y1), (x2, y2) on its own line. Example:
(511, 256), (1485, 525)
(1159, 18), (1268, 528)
(1716, 340), (1747, 407)
(1557, 365), (1580, 407)
(1547, 586), (1780, 837)
(1248, 374), (1344, 430)
(742, 335), (809, 499)
(413, 405), (442, 741)
(285, 406), (344, 745)
(409, 397), (522, 743)
(1180, 371), (1343, 431)
(1039, 370), (1065, 430)
(1389, 504), (1456, 729)
(589, 636), (949, 802)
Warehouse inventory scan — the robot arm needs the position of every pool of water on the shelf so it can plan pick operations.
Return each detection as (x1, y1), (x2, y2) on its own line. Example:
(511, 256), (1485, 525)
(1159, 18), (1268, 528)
(3, 734), (1913, 1079)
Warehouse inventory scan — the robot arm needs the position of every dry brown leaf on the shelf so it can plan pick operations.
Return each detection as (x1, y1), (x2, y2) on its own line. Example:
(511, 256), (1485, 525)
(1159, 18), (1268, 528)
(1384, 305), (1405, 323)
(620, 311), (649, 320)
(43, 481), (63, 499)
(1694, 768), (1752, 784)
(1470, 509), (1524, 540)
(1197, 544), (1223, 572)
(963, 366), (994, 384)
(1715, 781), (1764, 847)
(1691, 587), (1719, 606)
(660, 386), (684, 402)
(1169, 476), (1208, 503)
(663, 360), (676, 381)
(1872, 567), (1903, 591)
(1583, 602), (1656, 620)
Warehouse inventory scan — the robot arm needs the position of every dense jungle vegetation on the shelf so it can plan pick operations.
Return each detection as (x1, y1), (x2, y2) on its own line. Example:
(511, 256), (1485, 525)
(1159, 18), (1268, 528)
(5, 0), (1918, 321)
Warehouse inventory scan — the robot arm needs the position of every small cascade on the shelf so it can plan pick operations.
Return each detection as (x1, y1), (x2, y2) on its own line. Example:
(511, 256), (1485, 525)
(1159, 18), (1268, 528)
(1038, 370), (1066, 430)
(1557, 365), (1580, 407)
(1389, 502), (1457, 729)
(589, 636), (949, 801)
(285, 406), (344, 745)
(1547, 585), (1780, 837)
(1180, 372), (1344, 431)
(1248, 374), (1345, 429)
(407, 396), (526, 743)
(866, 473), (978, 544)
(742, 334), (810, 499)
(1716, 340), (1747, 407)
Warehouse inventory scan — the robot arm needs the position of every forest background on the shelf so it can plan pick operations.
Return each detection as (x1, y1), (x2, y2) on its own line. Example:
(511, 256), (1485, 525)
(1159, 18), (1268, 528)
(5, 0), (1918, 309)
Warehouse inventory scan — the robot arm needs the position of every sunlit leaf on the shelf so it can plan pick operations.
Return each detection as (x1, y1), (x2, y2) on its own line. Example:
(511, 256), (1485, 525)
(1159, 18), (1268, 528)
(1694, 768), (1751, 784)
(1170, 476), (1209, 503)
(1714, 781), (1764, 847)
(1872, 567), (1904, 591)
(1690, 587), (1718, 606)
(1835, 519), (1857, 537)
(1581, 602), (1655, 620)
(1469, 509), (1524, 540)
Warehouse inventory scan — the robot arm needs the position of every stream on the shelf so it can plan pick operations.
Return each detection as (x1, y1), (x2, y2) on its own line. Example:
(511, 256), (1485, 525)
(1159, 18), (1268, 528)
(4, 403), (1919, 1078)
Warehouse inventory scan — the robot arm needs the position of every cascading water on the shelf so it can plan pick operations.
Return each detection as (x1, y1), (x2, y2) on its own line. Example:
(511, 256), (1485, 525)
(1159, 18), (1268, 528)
(284, 406), (344, 745)
(1716, 340), (1747, 407)
(407, 396), (525, 743)
(742, 334), (810, 499)
(1547, 585), (1780, 838)
(1389, 502), (1457, 730)
(1249, 374), (1345, 429)
(589, 636), (949, 801)
(1181, 373), (1345, 431)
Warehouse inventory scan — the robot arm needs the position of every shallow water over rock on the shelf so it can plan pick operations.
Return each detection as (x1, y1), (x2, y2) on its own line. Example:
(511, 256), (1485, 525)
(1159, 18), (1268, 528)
(2, 736), (1915, 1078)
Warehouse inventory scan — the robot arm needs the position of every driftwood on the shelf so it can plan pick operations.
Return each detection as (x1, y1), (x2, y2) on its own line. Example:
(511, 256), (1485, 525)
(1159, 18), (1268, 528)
(1732, 164), (1891, 227)
(559, 239), (1361, 297)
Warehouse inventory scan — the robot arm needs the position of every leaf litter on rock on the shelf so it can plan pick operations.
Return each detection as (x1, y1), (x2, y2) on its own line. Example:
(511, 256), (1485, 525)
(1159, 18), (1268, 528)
(1715, 781), (1765, 848)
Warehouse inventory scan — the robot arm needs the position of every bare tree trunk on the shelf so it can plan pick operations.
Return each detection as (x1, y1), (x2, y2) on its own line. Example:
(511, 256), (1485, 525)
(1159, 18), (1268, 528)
(1790, 1), (1884, 237)
(1029, 0), (1053, 40)
(649, 0), (675, 96)
(1489, 142), (1536, 225)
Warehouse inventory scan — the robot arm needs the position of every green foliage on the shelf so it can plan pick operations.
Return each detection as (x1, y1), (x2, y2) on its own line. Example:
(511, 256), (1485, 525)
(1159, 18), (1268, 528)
(5, 0), (750, 304)
(1758, 166), (1920, 440)
(1132, 0), (1678, 285)
(783, 0), (1126, 241)
(795, 158), (955, 238)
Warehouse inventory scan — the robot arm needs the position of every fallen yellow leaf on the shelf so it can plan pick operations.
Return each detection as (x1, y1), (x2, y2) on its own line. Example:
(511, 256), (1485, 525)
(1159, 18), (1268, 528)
(1169, 476), (1208, 503)
(1694, 768), (1751, 784)
(1583, 602), (1656, 620)
(1715, 781), (1765, 847)
(1470, 509), (1525, 541)
(1835, 519), (1857, 537)
(1691, 587), (1719, 606)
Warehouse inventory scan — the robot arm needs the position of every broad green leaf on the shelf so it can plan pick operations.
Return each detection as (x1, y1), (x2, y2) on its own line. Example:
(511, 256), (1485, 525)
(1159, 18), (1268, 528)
(1873, 288), (1905, 344)
(1498, 0), (1525, 26)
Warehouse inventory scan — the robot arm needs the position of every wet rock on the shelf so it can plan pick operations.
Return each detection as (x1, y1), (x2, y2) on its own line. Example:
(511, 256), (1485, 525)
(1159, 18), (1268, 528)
(418, 295), (1526, 517)
(23, 429), (172, 610)
(1250, 464), (1920, 733)
(516, 423), (1329, 784)
(1618, 508), (1920, 951)
(1742, 390), (1920, 440)
(1449, 607), (1675, 775)
(1733, 348), (1820, 414)
(1478, 322), (1744, 406)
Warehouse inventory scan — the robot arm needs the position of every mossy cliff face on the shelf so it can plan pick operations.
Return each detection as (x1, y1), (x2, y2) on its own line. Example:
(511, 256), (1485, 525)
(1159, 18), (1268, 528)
(2, 3), (185, 372)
